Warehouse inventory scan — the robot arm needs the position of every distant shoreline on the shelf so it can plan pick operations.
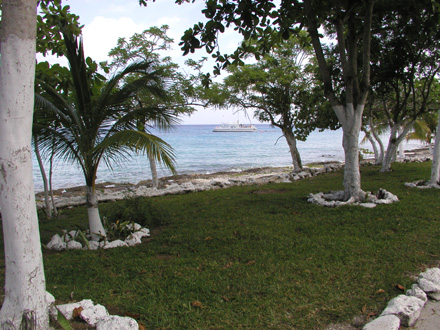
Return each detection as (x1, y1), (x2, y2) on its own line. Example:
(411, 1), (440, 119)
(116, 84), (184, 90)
(35, 145), (432, 205)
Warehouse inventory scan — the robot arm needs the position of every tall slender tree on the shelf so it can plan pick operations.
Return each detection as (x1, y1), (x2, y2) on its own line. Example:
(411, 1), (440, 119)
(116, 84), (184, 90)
(0, 0), (49, 328)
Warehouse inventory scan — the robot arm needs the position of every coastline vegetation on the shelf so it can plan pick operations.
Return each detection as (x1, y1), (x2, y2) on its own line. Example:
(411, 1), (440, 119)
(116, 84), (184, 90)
(2, 161), (439, 329)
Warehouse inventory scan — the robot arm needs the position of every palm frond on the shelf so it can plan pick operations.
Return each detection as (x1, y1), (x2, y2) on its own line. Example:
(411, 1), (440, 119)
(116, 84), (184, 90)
(94, 130), (176, 174)
(111, 106), (180, 132)
(60, 25), (92, 116)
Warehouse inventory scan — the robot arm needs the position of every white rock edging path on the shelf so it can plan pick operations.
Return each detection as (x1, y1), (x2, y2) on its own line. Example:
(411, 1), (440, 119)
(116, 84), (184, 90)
(36, 165), (344, 209)
(48, 295), (139, 329)
(361, 267), (440, 329)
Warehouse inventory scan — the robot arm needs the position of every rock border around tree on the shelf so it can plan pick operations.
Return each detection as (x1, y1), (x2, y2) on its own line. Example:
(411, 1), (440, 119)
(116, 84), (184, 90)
(307, 188), (399, 208)
(46, 223), (150, 251)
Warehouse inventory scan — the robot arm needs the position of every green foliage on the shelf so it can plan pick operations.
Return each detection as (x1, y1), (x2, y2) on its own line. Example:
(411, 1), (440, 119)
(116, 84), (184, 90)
(101, 218), (137, 242)
(35, 28), (178, 190)
(102, 196), (169, 229)
(73, 230), (90, 250)
(217, 35), (337, 141)
(37, 0), (83, 57)
(104, 25), (205, 117)
(55, 309), (74, 330)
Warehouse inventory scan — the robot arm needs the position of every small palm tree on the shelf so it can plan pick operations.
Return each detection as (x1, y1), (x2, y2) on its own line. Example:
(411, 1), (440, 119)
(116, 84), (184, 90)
(35, 29), (177, 240)
(406, 112), (438, 154)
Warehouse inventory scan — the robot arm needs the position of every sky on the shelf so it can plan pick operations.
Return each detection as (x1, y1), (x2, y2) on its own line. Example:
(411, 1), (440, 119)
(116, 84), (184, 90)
(40, 0), (257, 125)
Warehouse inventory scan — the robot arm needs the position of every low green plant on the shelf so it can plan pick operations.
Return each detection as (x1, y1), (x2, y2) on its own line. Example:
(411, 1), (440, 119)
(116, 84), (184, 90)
(54, 309), (74, 330)
(102, 218), (136, 242)
(101, 195), (168, 229)
(73, 230), (90, 250)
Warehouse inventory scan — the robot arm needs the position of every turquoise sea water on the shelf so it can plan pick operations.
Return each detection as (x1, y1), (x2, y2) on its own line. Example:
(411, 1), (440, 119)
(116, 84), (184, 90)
(32, 124), (424, 192)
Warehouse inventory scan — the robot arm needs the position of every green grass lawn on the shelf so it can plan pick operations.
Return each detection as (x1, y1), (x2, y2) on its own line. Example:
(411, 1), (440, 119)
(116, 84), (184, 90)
(4, 162), (440, 329)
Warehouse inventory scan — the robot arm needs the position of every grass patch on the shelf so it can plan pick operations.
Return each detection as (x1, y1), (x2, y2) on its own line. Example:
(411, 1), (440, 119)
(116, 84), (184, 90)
(3, 162), (440, 329)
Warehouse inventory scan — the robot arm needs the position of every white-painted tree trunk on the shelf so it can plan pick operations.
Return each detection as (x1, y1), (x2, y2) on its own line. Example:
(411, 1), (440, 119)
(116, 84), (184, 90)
(0, 1), (49, 328)
(398, 135), (405, 158)
(283, 129), (302, 172)
(381, 122), (413, 172)
(148, 151), (159, 188)
(363, 129), (379, 163)
(429, 110), (440, 185)
(333, 103), (365, 201)
(369, 118), (385, 165)
(86, 186), (106, 241)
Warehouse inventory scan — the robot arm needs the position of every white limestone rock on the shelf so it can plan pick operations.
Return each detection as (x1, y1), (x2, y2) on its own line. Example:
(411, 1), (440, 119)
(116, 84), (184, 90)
(368, 189), (399, 205)
(406, 283), (428, 303)
(163, 183), (187, 194)
(103, 239), (129, 249)
(297, 171), (311, 179)
(125, 233), (142, 247)
(88, 240), (100, 250)
(139, 228), (150, 236)
(67, 240), (83, 250)
(308, 191), (355, 207)
(121, 228), (150, 247)
(210, 179), (230, 187)
(96, 315), (139, 330)
(380, 294), (424, 327)
(80, 304), (109, 326)
(308, 189), (398, 208)
(180, 182), (196, 192)
(56, 299), (95, 320)
(417, 267), (440, 300)
(46, 234), (67, 251)
(125, 223), (142, 231)
(362, 315), (400, 330)
(291, 174), (300, 181)
(359, 203), (377, 209)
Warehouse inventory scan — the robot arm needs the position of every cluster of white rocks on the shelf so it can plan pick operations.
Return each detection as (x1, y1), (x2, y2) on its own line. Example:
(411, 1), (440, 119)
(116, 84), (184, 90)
(362, 267), (440, 329)
(308, 188), (400, 208)
(405, 180), (440, 189)
(46, 223), (150, 251)
(37, 164), (344, 209)
(46, 293), (139, 329)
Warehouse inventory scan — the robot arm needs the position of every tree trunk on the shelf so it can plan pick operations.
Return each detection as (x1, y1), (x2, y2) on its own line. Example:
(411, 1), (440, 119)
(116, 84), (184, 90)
(33, 136), (53, 218)
(283, 129), (302, 172)
(334, 104), (365, 201)
(0, 1), (49, 329)
(148, 151), (159, 188)
(363, 129), (379, 163)
(429, 110), (440, 185)
(86, 186), (106, 241)
(49, 143), (58, 217)
(369, 118), (385, 165)
(381, 122), (413, 172)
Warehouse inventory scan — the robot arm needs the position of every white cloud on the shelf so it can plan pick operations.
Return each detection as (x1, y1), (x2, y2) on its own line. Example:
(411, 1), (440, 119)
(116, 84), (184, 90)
(82, 16), (147, 62)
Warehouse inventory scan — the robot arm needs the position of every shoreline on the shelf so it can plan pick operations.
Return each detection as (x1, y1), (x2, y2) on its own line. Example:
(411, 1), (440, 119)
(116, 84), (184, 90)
(35, 146), (433, 208)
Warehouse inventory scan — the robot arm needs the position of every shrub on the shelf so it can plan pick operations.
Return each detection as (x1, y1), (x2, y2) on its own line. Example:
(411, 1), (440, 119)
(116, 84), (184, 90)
(102, 196), (168, 229)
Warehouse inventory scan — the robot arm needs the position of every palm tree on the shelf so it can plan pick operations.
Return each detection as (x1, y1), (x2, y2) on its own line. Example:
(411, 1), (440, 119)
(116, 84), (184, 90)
(35, 29), (177, 240)
(406, 111), (438, 154)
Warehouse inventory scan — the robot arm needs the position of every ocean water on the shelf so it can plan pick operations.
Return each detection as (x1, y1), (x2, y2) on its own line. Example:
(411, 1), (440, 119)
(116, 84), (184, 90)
(32, 124), (426, 192)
